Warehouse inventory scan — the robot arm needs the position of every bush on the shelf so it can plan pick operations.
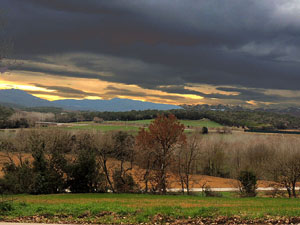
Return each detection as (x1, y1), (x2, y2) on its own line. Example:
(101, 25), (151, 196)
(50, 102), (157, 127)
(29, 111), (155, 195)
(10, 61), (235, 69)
(68, 133), (106, 193)
(113, 169), (136, 193)
(1, 161), (34, 194)
(0, 178), (5, 194)
(31, 137), (50, 194)
(68, 154), (102, 193)
(238, 170), (257, 197)
(0, 201), (13, 212)
(32, 173), (50, 194)
(202, 126), (208, 134)
(202, 185), (222, 197)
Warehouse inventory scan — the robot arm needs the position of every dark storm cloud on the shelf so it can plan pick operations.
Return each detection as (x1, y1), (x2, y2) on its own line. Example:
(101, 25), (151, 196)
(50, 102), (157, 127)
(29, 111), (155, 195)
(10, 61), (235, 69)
(214, 87), (291, 102)
(157, 85), (205, 96)
(26, 90), (86, 99)
(23, 0), (125, 15)
(104, 85), (187, 101)
(2, 0), (300, 104)
(11, 53), (178, 89)
(158, 85), (300, 103)
(104, 85), (148, 98)
(30, 83), (99, 98)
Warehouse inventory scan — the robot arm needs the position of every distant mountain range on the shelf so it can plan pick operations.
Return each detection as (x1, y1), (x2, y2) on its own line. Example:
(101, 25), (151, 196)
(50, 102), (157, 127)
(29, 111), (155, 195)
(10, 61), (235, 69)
(2, 89), (300, 116)
(0, 89), (181, 111)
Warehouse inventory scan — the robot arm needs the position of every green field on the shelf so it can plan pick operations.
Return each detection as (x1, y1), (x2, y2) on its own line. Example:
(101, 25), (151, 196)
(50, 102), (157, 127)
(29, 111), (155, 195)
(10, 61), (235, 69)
(1, 193), (300, 224)
(67, 119), (222, 132)
(118, 119), (222, 127)
(65, 124), (140, 132)
(179, 119), (222, 128)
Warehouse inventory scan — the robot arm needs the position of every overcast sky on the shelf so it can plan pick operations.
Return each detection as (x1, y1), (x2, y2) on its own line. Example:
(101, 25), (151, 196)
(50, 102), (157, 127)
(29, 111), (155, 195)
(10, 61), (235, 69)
(1, 0), (300, 107)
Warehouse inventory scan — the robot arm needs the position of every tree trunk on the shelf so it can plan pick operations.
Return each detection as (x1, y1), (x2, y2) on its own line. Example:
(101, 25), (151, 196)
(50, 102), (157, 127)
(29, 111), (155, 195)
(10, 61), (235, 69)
(161, 171), (167, 195)
(292, 181), (297, 198)
(186, 175), (190, 195)
(144, 180), (148, 193)
(180, 177), (185, 194)
(160, 158), (167, 195)
(286, 186), (292, 198)
(102, 158), (115, 193)
(144, 171), (149, 193)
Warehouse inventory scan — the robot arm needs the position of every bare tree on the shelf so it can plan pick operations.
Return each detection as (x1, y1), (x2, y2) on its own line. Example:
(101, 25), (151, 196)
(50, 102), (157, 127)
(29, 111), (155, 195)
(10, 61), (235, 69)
(276, 152), (300, 198)
(0, 136), (17, 165)
(266, 138), (300, 198)
(111, 131), (136, 193)
(94, 132), (115, 192)
(135, 130), (156, 193)
(112, 132), (134, 177)
(202, 138), (227, 177)
(175, 131), (201, 195)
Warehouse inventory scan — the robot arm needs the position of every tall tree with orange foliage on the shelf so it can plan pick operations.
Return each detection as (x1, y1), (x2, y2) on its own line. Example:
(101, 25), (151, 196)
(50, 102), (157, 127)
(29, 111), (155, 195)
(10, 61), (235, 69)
(135, 114), (186, 194)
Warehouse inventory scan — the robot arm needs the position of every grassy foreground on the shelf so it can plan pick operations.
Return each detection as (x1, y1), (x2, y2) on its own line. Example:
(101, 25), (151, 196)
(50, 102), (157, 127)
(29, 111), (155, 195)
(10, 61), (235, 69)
(1, 193), (300, 224)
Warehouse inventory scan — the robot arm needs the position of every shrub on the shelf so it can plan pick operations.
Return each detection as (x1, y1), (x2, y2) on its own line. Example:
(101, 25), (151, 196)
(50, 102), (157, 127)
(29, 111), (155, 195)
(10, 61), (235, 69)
(1, 161), (34, 194)
(68, 133), (106, 193)
(0, 201), (13, 212)
(202, 126), (208, 134)
(68, 153), (102, 193)
(202, 185), (222, 197)
(238, 170), (257, 197)
(0, 178), (5, 194)
(112, 169), (137, 193)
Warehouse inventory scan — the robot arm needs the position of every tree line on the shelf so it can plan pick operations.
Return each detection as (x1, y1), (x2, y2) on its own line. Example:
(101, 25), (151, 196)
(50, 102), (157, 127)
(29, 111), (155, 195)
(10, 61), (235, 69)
(1, 104), (300, 130)
(56, 109), (300, 130)
(1, 114), (300, 197)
